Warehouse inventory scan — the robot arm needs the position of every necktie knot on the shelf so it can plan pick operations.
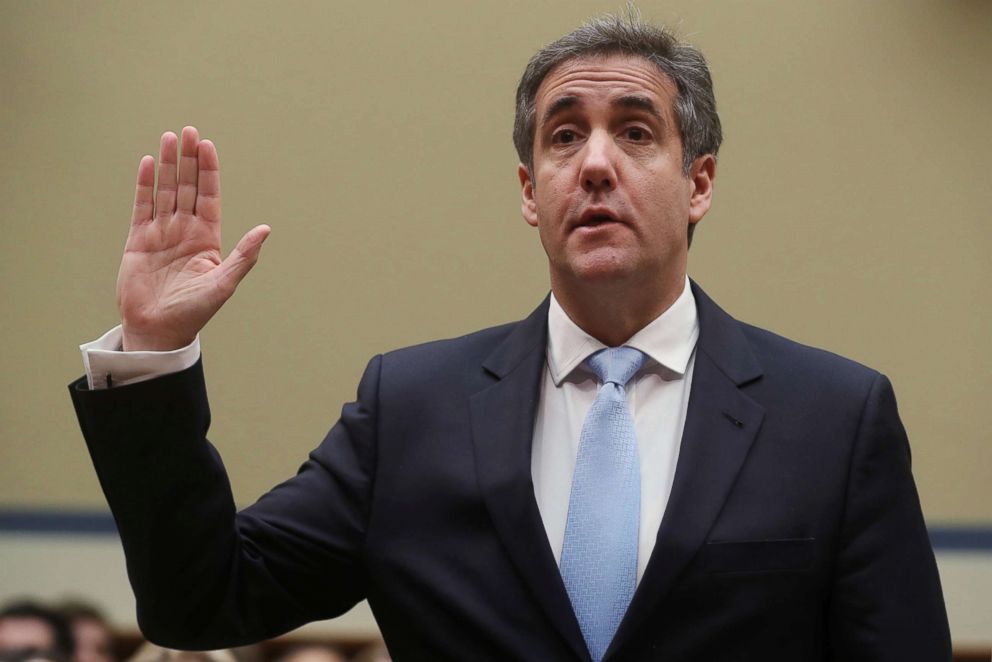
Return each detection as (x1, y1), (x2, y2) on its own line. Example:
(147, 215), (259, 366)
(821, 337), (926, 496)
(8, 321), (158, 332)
(585, 346), (647, 388)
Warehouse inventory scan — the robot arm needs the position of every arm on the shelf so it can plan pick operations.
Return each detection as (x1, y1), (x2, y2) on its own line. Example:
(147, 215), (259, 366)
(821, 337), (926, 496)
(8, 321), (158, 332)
(68, 355), (380, 649)
(69, 128), (368, 648)
(826, 374), (951, 660)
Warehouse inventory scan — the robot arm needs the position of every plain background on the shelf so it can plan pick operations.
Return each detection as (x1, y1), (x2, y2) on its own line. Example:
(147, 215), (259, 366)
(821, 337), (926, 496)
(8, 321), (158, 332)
(1, 2), (989, 538)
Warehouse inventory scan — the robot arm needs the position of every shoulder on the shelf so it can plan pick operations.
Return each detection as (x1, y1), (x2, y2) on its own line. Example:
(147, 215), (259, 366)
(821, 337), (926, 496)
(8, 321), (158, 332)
(381, 320), (518, 369)
(740, 322), (881, 385)
(731, 321), (893, 427)
(366, 318), (531, 400)
(692, 281), (884, 401)
(707, 315), (906, 467)
(373, 296), (550, 386)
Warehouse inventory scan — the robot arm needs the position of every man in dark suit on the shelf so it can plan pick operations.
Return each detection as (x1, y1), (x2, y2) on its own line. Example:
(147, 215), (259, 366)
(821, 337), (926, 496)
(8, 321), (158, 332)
(70, 13), (950, 661)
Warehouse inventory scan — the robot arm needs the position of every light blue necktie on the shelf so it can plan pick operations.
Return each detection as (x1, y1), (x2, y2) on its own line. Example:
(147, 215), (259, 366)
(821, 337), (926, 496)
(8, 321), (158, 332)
(560, 346), (646, 662)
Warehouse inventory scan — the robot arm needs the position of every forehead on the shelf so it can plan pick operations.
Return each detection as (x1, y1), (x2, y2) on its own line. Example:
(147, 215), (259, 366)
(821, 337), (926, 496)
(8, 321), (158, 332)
(534, 54), (677, 120)
(0, 617), (55, 648)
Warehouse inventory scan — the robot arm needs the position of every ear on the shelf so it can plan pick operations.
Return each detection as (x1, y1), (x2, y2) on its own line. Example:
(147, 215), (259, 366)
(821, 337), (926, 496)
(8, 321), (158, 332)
(687, 154), (717, 226)
(518, 163), (539, 228)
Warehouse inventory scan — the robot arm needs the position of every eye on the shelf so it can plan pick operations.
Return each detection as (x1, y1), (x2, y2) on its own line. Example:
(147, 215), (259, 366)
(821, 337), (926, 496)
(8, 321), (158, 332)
(552, 129), (578, 145)
(624, 127), (650, 142)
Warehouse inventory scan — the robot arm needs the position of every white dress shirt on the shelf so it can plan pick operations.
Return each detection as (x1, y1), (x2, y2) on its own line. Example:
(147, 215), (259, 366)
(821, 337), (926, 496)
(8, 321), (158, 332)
(80, 277), (698, 583)
(80, 325), (201, 390)
(532, 277), (698, 582)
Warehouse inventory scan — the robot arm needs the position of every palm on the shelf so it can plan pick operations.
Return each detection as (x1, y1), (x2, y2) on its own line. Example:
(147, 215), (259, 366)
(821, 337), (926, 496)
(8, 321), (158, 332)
(118, 127), (269, 351)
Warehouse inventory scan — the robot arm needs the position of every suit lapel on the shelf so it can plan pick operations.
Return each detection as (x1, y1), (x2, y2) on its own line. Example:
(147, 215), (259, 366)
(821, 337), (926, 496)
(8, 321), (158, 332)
(607, 282), (766, 659)
(470, 285), (766, 661)
(470, 298), (591, 661)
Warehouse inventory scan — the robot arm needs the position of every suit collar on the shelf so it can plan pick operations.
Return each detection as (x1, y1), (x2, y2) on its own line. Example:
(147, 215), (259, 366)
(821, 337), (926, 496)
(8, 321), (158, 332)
(480, 295), (550, 379)
(480, 281), (761, 384)
(472, 296), (591, 660)
(546, 276), (699, 386)
(473, 283), (766, 662)
(689, 279), (763, 386)
(607, 281), (766, 659)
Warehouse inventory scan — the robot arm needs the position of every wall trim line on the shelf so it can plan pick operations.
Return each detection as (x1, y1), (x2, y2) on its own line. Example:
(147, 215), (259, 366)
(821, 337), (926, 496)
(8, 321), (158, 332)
(2, 508), (991, 551)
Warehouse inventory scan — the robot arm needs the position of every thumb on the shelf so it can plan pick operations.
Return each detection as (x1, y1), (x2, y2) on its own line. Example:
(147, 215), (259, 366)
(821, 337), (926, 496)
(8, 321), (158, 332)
(217, 224), (271, 296)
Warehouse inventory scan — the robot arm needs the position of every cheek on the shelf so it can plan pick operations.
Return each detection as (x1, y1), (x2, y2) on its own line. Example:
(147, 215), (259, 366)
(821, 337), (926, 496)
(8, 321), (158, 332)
(641, 174), (690, 216)
(534, 180), (567, 223)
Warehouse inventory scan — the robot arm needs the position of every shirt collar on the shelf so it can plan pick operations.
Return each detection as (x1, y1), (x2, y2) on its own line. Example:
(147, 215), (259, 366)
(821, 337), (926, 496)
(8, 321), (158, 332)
(546, 275), (699, 386)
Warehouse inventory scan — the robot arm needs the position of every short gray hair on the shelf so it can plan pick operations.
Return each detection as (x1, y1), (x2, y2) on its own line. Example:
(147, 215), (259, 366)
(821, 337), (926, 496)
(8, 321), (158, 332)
(512, 11), (722, 176)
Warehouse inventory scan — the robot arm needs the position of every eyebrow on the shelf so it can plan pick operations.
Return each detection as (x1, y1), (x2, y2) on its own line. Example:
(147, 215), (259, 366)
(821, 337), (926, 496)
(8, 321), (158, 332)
(613, 94), (667, 127)
(542, 95), (580, 126)
(540, 93), (668, 128)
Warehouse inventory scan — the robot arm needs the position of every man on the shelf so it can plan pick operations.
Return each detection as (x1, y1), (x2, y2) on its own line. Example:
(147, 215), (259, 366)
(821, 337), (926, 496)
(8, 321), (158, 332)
(0, 602), (75, 662)
(57, 602), (115, 662)
(271, 644), (348, 662)
(69, 13), (950, 661)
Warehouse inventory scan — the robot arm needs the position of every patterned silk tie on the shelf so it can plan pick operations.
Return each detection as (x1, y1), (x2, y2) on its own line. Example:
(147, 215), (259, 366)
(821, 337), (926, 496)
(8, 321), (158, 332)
(561, 347), (647, 662)
(560, 346), (646, 662)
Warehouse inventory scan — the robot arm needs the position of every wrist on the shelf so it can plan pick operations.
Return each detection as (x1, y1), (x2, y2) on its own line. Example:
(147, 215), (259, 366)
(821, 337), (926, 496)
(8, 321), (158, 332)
(121, 328), (193, 352)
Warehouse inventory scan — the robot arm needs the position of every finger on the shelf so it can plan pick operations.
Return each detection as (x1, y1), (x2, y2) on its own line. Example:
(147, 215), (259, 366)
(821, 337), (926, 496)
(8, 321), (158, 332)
(176, 126), (200, 214)
(131, 155), (156, 226)
(216, 225), (271, 297)
(155, 132), (178, 218)
(195, 139), (221, 223)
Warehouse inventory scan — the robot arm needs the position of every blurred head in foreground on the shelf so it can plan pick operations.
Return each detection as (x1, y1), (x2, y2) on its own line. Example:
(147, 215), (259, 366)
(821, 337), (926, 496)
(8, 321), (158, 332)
(56, 601), (115, 662)
(0, 601), (75, 662)
(271, 645), (346, 662)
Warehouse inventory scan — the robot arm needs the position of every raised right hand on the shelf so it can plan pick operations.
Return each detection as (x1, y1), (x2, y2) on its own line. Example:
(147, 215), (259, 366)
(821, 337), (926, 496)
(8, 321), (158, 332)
(117, 126), (270, 351)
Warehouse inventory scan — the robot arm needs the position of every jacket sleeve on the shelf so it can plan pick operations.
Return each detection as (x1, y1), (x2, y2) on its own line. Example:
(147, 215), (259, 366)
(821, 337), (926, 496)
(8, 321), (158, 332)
(68, 356), (381, 650)
(826, 373), (952, 660)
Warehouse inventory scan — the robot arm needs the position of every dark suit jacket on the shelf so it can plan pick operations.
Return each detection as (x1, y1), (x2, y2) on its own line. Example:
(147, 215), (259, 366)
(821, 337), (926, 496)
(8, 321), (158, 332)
(69, 282), (950, 661)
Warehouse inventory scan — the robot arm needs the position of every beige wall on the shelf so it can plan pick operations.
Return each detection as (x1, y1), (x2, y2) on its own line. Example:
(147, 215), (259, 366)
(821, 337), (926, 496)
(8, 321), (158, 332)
(1, 1), (989, 526)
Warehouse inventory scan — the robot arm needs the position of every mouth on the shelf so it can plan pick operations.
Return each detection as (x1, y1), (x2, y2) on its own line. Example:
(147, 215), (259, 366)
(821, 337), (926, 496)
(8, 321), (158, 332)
(575, 208), (623, 229)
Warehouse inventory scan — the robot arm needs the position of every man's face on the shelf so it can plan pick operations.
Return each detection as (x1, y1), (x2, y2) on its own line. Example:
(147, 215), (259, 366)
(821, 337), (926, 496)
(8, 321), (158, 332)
(519, 54), (714, 291)
(0, 617), (56, 654)
(72, 619), (113, 662)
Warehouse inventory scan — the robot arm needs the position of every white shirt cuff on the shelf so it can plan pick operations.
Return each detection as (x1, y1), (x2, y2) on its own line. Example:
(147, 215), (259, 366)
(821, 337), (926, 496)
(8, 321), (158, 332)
(80, 325), (201, 390)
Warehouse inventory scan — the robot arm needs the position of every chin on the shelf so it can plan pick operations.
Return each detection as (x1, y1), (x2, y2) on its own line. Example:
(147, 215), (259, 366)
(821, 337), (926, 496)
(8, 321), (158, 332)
(565, 256), (639, 285)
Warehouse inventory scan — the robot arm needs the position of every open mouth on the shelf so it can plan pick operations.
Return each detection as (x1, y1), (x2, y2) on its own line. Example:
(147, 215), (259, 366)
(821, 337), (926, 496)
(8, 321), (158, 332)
(577, 209), (622, 228)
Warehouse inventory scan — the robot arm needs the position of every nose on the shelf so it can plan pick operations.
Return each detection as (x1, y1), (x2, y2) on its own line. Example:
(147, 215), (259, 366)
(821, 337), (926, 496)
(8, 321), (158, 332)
(579, 131), (618, 194)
